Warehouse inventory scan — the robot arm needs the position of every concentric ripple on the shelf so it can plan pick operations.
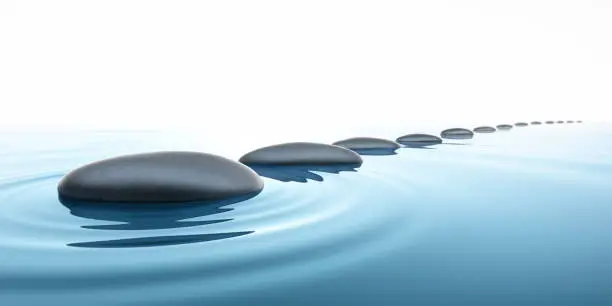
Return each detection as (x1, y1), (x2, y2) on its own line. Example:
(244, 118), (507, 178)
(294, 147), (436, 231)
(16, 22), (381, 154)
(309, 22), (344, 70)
(2, 124), (612, 306)
(0, 140), (415, 305)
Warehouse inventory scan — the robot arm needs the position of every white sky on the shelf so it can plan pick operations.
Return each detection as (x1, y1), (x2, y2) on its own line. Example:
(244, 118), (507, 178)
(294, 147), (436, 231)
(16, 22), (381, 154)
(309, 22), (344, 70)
(1, 0), (611, 135)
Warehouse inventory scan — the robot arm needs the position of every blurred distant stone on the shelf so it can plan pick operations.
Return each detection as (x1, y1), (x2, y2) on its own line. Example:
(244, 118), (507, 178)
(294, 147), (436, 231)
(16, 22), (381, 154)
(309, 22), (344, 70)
(396, 134), (443, 146)
(473, 126), (496, 133)
(440, 128), (474, 140)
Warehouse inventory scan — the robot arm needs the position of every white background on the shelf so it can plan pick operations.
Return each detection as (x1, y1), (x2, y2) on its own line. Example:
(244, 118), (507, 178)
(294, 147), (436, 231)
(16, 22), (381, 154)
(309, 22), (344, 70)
(1, 0), (611, 138)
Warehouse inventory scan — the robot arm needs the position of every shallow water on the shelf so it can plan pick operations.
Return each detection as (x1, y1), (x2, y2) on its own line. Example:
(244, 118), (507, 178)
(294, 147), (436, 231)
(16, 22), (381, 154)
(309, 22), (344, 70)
(1, 123), (612, 306)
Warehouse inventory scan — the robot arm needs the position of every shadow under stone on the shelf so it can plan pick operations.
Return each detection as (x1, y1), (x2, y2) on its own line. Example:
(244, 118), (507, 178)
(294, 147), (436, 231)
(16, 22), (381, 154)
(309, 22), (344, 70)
(68, 232), (253, 248)
(400, 146), (436, 150)
(60, 194), (258, 248)
(352, 148), (398, 156)
(442, 142), (472, 146)
(249, 164), (360, 183)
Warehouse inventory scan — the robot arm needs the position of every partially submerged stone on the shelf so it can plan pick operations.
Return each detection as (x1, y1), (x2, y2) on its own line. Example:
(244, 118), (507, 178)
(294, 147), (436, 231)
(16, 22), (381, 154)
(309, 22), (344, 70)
(546, 121), (555, 124)
(473, 126), (496, 133)
(239, 142), (363, 166)
(396, 134), (443, 147)
(515, 122), (528, 127)
(58, 152), (264, 203)
(531, 121), (542, 125)
(567, 120), (574, 123)
(557, 121), (564, 124)
(333, 137), (400, 151)
(440, 128), (474, 140)
(496, 124), (513, 130)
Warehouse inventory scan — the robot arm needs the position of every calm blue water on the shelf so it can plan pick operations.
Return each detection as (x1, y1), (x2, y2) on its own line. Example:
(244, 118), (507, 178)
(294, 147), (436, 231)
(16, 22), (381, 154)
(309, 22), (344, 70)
(1, 123), (612, 306)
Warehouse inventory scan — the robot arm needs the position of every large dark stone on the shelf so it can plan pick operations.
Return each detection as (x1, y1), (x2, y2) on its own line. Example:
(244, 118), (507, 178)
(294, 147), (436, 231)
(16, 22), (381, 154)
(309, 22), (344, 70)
(239, 142), (363, 166)
(58, 152), (264, 203)
(440, 128), (474, 140)
(473, 126), (496, 133)
(396, 134), (443, 147)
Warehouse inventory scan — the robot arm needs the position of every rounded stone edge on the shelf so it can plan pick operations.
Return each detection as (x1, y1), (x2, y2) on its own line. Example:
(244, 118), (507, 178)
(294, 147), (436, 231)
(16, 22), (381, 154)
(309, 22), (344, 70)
(239, 142), (364, 166)
(57, 151), (265, 204)
(395, 134), (443, 146)
(440, 128), (474, 139)
(332, 137), (401, 150)
(473, 126), (496, 133)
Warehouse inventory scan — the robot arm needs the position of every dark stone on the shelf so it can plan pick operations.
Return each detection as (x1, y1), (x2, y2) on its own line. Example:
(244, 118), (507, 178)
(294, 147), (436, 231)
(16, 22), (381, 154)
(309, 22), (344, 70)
(531, 121), (542, 125)
(396, 134), (443, 147)
(440, 128), (474, 140)
(546, 121), (555, 124)
(557, 121), (564, 124)
(58, 152), (264, 203)
(473, 126), (496, 133)
(577, 120), (583, 123)
(515, 122), (528, 127)
(332, 137), (400, 153)
(239, 142), (363, 166)
(496, 124), (513, 130)
(567, 120), (574, 123)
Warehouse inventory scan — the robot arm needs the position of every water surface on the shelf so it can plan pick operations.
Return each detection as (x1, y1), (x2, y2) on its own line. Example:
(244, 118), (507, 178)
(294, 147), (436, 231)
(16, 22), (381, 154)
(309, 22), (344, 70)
(1, 123), (611, 305)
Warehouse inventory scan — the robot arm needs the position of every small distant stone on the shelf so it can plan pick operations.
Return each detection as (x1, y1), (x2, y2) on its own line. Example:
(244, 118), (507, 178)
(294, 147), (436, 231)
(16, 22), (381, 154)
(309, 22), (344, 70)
(496, 124), (513, 130)
(557, 121), (564, 124)
(546, 121), (555, 124)
(58, 152), (264, 203)
(577, 120), (583, 123)
(396, 134), (443, 146)
(531, 121), (542, 125)
(239, 142), (363, 166)
(515, 122), (528, 127)
(440, 128), (474, 140)
(333, 137), (400, 151)
(473, 126), (496, 133)
(567, 120), (574, 123)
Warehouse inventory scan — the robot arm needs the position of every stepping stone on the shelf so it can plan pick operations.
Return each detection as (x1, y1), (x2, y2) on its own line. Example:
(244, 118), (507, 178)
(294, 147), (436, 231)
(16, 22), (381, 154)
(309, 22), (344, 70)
(396, 134), (443, 147)
(440, 128), (474, 140)
(496, 124), (513, 130)
(239, 142), (363, 166)
(58, 152), (264, 203)
(333, 137), (400, 150)
(473, 126), (496, 133)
